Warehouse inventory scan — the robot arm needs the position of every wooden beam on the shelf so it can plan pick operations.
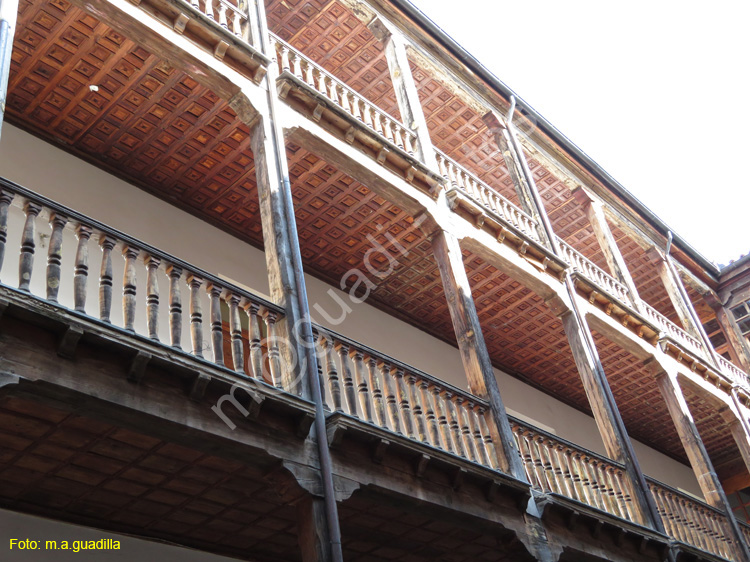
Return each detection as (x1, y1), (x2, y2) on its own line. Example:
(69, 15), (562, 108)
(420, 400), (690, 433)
(251, 117), (305, 398)
(709, 297), (750, 373)
(548, 298), (658, 529)
(721, 407), (750, 477)
(369, 19), (434, 164)
(297, 496), (332, 562)
(653, 366), (750, 561)
(572, 187), (642, 312)
(430, 228), (525, 481)
(646, 248), (703, 338)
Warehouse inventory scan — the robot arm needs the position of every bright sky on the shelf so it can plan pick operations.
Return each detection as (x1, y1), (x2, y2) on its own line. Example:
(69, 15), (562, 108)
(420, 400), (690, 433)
(407, 0), (750, 267)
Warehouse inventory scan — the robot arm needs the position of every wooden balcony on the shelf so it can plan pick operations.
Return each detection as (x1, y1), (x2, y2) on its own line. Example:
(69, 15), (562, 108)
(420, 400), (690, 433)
(0, 175), (745, 559)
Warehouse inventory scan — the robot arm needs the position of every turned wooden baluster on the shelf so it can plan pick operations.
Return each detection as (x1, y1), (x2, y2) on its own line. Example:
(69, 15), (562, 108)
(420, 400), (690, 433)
(190, 0), (199, 9)
(476, 407), (498, 470)
(263, 309), (283, 388)
(335, 342), (357, 417)
(73, 224), (92, 312)
(187, 274), (204, 358)
(513, 427), (536, 485)
(320, 334), (341, 410)
(365, 355), (386, 427)
(455, 397), (478, 462)
(340, 87), (351, 115)
(394, 368), (415, 438)
(601, 466), (623, 519)
(432, 386), (453, 452)
(217, 2), (228, 28)
(291, 51), (302, 79)
(349, 349), (372, 422)
(18, 201), (41, 292)
(317, 71), (327, 97)
(420, 380), (440, 448)
(144, 255), (160, 340)
(46, 213), (67, 302)
(0, 190), (14, 276)
(407, 374), (428, 443)
(380, 361), (402, 434)
(206, 283), (224, 365)
(121, 245), (139, 331)
(362, 104), (374, 131)
(204, 0), (214, 20)
(98, 235), (116, 321)
(467, 403), (489, 467)
(166, 264), (182, 348)
(243, 301), (263, 379)
(226, 292), (244, 373)
(444, 392), (466, 458)
(304, 61), (315, 87)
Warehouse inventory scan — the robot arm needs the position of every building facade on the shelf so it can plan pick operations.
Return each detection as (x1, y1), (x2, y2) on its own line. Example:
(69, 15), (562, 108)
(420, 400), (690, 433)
(0, 0), (749, 560)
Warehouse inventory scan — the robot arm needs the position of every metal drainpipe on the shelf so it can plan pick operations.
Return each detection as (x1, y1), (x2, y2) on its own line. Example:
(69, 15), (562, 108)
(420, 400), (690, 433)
(0, 0), (19, 140)
(504, 97), (667, 535)
(253, 5), (344, 561)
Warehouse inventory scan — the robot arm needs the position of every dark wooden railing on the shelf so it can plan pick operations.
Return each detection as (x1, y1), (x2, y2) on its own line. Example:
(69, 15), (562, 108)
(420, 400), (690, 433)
(0, 179), (291, 392)
(311, 324), (501, 470)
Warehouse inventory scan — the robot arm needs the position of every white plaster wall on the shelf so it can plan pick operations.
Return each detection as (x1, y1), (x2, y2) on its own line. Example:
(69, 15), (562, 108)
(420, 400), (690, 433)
(0, 508), (235, 561)
(0, 123), (701, 497)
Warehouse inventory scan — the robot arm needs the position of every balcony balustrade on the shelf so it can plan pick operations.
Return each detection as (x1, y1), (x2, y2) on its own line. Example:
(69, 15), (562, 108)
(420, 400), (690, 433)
(435, 149), (544, 245)
(0, 178), (746, 559)
(0, 178), (291, 394)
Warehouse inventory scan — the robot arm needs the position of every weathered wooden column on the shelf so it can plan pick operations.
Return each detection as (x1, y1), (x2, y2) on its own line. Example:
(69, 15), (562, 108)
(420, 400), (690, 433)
(0, 0), (19, 139)
(250, 116), (305, 397)
(721, 406), (750, 475)
(368, 18), (434, 164)
(651, 364), (750, 560)
(481, 111), (548, 245)
(571, 186), (643, 311)
(429, 225), (526, 481)
(250, 2), (343, 560)
(707, 292), (750, 372)
(646, 247), (717, 357)
(482, 106), (663, 531)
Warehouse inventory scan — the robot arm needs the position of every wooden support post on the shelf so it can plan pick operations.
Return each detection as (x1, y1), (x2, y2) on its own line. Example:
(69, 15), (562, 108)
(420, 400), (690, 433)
(721, 406), (750, 476)
(572, 187), (642, 311)
(707, 293), (750, 372)
(481, 111), (547, 243)
(251, 117), (306, 398)
(547, 296), (659, 528)
(296, 496), (332, 562)
(430, 227), (525, 481)
(368, 18), (434, 164)
(653, 366), (750, 561)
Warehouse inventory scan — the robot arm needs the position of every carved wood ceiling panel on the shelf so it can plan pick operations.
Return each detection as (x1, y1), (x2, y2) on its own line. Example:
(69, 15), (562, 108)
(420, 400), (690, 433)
(8, 0), (265, 248)
(0, 397), (302, 561)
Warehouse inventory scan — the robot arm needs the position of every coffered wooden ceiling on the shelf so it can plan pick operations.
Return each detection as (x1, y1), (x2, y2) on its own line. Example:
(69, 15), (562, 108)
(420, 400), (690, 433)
(5, 0), (739, 478)
(264, 0), (718, 328)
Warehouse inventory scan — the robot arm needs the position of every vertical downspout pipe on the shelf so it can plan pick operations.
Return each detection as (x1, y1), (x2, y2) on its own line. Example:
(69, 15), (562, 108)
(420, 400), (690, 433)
(505, 97), (667, 536)
(254, 6), (344, 561)
(0, 0), (19, 140)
